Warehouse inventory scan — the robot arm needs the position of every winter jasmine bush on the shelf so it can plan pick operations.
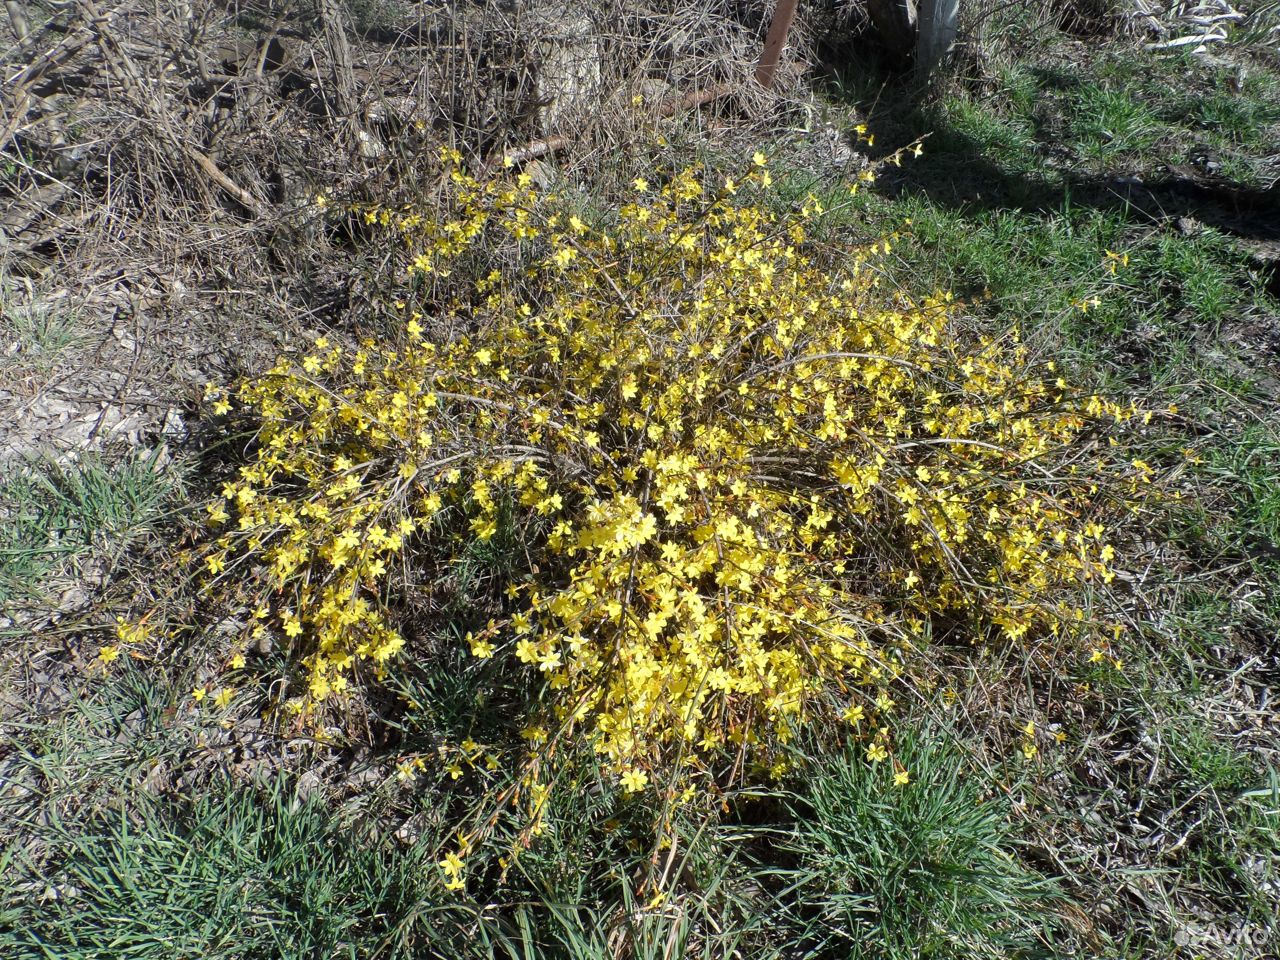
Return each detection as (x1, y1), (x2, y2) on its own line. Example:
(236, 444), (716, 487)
(201, 147), (1146, 817)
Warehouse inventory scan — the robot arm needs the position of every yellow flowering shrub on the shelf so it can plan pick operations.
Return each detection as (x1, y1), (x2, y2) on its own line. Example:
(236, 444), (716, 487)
(202, 148), (1145, 784)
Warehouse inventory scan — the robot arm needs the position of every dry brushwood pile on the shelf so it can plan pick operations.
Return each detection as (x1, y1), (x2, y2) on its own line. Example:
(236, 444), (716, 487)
(1, 0), (814, 264)
(194, 150), (1153, 834)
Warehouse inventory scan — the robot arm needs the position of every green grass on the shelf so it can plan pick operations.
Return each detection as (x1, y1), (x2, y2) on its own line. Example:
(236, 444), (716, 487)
(0, 779), (449, 960)
(1066, 83), (1162, 165)
(0, 285), (81, 375)
(0, 660), (198, 847)
(487, 780), (776, 960)
(835, 191), (1272, 396)
(1167, 423), (1280, 626)
(1192, 769), (1280, 923)
(0, 654), (447, 960)
(1160, 716), (1258, 795)
(0, 449), (180, 604)
(1202, 424), (1280, 547)
(774, 729), (1059, 959)
(929, 47), (1280, 186)
(1047, 577), (1279, 957)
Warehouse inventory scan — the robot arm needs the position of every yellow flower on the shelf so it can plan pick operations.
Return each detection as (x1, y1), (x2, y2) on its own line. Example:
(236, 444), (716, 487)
(752, 151), (767, 167)
(867, 743), (888, 763)
(191, 685), (206, 702)
(439, 850), (465, 890)
(213, 687), (234, 709)
(97, 645), (120, 665)
(440, 851), (464, 875)
(893, 769), (910, 786)
(620, 768), (649, 793)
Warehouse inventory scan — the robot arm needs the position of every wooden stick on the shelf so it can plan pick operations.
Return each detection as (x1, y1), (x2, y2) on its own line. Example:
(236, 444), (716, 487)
(492, 135), (570, 171)
(5, 0), (31, 49)
(656, 82), (734, 117)
(184, 144), (263, 215)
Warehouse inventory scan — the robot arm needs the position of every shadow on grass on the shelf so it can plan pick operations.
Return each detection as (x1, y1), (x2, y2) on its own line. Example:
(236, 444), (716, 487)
(820, 55), (1280, 245)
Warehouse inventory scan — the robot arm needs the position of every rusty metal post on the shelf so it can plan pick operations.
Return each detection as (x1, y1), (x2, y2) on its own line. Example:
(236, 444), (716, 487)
(755, 0), (799, 89)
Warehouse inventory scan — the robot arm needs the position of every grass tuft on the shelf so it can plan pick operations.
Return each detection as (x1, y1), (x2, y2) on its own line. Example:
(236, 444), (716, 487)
(0, 449), (180, 605)
(778, 728), (1059, 959)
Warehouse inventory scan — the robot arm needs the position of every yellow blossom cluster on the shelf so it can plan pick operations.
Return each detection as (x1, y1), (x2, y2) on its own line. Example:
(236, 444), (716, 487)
(202, 149), (1145, 784)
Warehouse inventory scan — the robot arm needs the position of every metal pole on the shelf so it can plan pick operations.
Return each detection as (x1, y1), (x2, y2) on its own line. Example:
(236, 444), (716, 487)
(916, 0), (959, 76)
